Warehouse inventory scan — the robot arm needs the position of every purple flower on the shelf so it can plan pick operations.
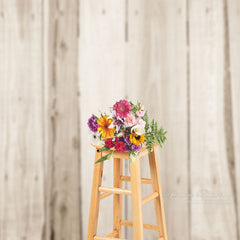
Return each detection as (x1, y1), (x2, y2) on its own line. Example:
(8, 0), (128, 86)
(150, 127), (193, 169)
(88, 115), (98, 132)
(124, 145), (130, 152)
(132, 144), (141, 153)
(125, 135), (131, 146)
(112, 115), (124, 127)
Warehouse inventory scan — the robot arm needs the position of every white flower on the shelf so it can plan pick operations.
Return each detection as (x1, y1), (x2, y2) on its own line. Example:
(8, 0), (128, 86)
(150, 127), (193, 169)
(139, 104), (145, 111)
(90, 131), (103, 145)
(131, 125), (145, 135)
(137, 118), (146, 127)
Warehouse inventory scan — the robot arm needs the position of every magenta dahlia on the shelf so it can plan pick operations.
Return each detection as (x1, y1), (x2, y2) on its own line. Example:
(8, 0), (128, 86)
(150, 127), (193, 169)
(113, 100), (131, 119)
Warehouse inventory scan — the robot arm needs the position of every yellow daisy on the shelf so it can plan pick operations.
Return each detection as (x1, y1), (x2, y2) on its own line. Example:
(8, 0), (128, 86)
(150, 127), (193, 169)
(130, 133), (146, 145)
(97, 115), (115, 139)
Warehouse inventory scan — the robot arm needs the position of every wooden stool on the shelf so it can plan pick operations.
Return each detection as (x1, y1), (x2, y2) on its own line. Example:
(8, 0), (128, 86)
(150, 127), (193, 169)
(87, 144), (168, 240)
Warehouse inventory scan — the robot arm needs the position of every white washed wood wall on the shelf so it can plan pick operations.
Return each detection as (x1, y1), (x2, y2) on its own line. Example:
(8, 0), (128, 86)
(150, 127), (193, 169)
(0, 0), (240, 240)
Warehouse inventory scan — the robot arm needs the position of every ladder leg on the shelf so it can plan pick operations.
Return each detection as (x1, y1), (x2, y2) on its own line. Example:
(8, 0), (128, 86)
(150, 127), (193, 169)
(130, 156), (144, 240)
(113, 158), (123, 238)
(87, 150), (104, 240)
(149, 146), (168, 240)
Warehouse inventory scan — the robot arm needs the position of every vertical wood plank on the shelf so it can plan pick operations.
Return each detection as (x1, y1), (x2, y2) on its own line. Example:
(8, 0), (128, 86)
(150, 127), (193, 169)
(126, 0), (188, 239)
(79, 0), (125, 238)
(189, 0), (237, 239)
(227, 0), (240, 237)
(0, 0), (45, 239)
(45, 0), (81, 239)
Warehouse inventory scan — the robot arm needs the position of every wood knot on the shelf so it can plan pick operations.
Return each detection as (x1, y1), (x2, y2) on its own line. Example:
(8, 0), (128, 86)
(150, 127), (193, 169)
(60, 40), (68, 53)
(72, 137), (79, 150)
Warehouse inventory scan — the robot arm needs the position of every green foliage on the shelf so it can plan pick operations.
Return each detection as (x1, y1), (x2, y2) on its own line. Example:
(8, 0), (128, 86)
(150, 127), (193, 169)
(129, 150), (139, 163)
(95, 152), (113, 164)
(99, 145), (110, 152)
(143, 112), (167, 154)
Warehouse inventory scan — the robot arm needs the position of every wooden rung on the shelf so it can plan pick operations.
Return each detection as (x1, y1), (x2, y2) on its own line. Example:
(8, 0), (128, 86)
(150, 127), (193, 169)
(99, 192), (112, 200)
(105, 230), (117, 237)
(142, 192), (159, 205)
(158, 238), (164, 240)
(99, 186), (132, 195)
(105, 231), (117, 237)
(94, 236), (125, 240)
(120, 176), (153, 184)
(120, 220), (159, 231)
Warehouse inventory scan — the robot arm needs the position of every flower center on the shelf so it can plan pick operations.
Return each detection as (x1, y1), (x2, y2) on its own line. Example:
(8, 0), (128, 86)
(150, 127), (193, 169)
(135, 135), (141, 140)
(105, 124), (108, 129)
(120, 106), (125, 112)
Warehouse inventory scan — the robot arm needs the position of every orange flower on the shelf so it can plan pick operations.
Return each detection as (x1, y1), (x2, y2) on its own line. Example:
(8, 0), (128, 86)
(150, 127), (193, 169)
(97, 115), (115, 139)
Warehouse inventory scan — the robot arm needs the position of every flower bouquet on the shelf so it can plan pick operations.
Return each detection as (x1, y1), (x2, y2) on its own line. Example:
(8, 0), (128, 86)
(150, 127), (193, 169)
(88, 99), (167, 163)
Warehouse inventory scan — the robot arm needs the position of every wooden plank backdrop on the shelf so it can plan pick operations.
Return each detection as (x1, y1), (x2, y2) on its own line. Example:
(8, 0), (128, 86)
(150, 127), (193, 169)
(189, 1), (237, 239)
(0, 0), (240, 240)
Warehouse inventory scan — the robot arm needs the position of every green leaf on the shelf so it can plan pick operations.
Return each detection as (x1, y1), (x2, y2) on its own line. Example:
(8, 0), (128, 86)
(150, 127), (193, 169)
(129, 151), (138, 163)
(95, 152), (113, 164)
(99, 145), (110, 152)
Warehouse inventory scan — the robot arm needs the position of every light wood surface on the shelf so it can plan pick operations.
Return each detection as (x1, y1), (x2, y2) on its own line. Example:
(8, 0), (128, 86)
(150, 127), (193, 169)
(126, 0), (188, 239)
(142, 192), (159, 205)
(87, 151), (104, 240)
(0, 1), (45, 239)
(120, 176), (153, 184)
(94, 236), (126, 240)
(79, 0), (125, 236)
(149, 147), (168, 240)
(189, 0), (238, 239)
(120, 220), (159, 231)
(227, 0), (240, 237)
(45, 0), (81, 239)
(130, 157), (144, 240)
(99, 187), (132, 195)
(1, 0), (240, 239)
(113, 158), (123, 237)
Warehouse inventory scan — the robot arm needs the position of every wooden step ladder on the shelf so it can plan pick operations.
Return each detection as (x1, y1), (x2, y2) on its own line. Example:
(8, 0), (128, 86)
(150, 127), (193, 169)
(87, 144), (168, 240)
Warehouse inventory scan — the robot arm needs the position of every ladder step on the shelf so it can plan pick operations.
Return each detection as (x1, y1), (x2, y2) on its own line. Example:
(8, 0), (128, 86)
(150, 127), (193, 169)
(94, 237), (125, 240)
(120, 220), (159, 231)
(99, 192), (112, 200)
(142, 192), (159, 205)
(105, 230), (117, 237)
(99, 186), (132, 195)
(120, 175), (153, 184)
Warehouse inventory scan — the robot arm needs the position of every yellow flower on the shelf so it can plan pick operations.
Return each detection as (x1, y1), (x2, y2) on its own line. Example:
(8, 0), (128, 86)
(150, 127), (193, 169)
(130, 133), (146, 145)
(97, 115), (115, 139)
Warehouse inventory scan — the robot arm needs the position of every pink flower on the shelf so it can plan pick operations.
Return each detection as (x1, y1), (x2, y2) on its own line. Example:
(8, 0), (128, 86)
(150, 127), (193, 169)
(125, 113), (137, 127)
(113, 99), (131, 119)
(137, 118), (146, 127)
(136, 110), (145, 117)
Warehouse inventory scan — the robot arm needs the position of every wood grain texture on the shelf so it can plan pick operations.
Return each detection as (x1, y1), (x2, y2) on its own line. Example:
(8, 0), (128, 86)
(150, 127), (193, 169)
(126, 0), (188, 239)
(79, 0), (125, 238)
(155, 1), (189, 239)
(0, 0), (45, 239)
(1, 0), (240, 239)
(227, 0), (240, 237)
(130, 157), (144, 240)
(113, 158), (123, 237)
(189, 0), (237, 239)
(87, 151), (104, 240)
(44, 0), (81, 240)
